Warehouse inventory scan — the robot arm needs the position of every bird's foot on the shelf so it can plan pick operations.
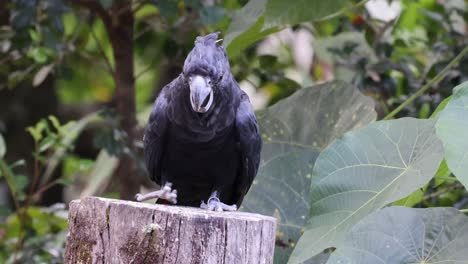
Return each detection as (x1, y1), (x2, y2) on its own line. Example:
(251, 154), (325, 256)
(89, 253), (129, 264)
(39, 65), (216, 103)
(135, 183), (177, 204)
(200, 197), (237, 212)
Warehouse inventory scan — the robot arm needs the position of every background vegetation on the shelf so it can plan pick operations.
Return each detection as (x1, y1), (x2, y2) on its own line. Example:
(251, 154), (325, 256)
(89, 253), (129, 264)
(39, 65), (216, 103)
(1, 0), (467, 263)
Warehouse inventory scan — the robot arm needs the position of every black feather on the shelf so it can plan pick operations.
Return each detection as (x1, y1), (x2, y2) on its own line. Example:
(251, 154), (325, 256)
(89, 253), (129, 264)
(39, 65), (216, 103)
(143, 33), (262, 207)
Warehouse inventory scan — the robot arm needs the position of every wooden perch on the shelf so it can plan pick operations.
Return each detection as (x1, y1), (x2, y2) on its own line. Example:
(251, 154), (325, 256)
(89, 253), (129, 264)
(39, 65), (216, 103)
(64, 197), (277, 264)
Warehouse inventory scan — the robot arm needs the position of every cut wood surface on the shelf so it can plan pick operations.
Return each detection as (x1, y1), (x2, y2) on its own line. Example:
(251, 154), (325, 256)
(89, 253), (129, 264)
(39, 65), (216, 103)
(65, 196), (277, 264)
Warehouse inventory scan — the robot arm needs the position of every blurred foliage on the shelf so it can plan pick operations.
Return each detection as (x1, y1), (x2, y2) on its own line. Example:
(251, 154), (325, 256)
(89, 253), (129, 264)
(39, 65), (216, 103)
(312, 0), (468, 119)
(1, 206), (67, 263)
(1, 0), (68, 89)
(0, 116), (79, 263)
(0, 0), (467, 263)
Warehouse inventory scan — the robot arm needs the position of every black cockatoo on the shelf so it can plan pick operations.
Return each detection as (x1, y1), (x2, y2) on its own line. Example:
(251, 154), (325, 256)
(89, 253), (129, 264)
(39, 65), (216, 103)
(135, 32), (262, 211)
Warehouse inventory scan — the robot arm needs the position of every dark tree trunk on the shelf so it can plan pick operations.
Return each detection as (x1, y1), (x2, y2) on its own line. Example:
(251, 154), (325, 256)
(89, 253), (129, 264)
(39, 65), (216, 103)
(71, 0), (145, 199)
(105, 2), (139, 200)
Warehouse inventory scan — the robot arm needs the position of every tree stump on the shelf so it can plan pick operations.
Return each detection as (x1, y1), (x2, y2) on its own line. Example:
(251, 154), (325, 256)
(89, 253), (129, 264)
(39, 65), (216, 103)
(64, 196), (277, 264)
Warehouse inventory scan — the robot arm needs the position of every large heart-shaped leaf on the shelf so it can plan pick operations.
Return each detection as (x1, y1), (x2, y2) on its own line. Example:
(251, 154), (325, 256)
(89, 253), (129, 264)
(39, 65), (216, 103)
(393, 95), (457, 207)
(241, 81), (376, 263)
(224, 0), (345, 57)
(435, 81), (468, 189)
(289, 118), (444, 264)
(328, 206), (468, 263)
(224, 0), (280, 58)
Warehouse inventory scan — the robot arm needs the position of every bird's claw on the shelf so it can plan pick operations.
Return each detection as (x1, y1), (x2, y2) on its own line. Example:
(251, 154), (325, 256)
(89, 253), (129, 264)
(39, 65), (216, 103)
(200, 197), (237, 212)
(135, 193), (144, 201)
(135, 182), (177, 204)
(159, 188), (177, 204)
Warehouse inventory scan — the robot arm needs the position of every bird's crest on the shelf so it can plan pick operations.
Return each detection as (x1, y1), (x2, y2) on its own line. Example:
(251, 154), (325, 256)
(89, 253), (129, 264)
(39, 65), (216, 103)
(195, 32), (222, 46)
(183, 32), (230, 84)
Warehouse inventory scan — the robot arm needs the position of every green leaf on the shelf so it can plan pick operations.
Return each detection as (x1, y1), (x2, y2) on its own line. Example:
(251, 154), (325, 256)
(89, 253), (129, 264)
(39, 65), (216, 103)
(224, 0), (275, 57)
(392, 186), (425, 207)
(263, 0), (345, 28)
(29, 47), (49, 64)
(0, 134), (5, 158)
(312, 32), (377, 83)
(224, 0), (345, 57)
(435, 81), (468, 189)
(28, 29), (41, 43)
(241, 81), (376, 263)
(63, 156), (94, 177)
(226, 17), (280, 58)
(289, 118), (444, 264)
(14, 175), (29, 193)
(430, 96), (452, 118)
(396, 2), (420, 30)
(41, 111), (102, 185)
(80, 150), (119, 197)
(26, 207), (67, 236)
(27, 119), (48, 142)
(328, 206), (468, 263)
(0, 159), (18, 197)
(48, 115), (61, 132)
(10, 159), (26, 169)
(33, 64), (54, 87)
(27, 127), (41, 142)
(313, 32), (377, 65)
(419, 102), (430, 118)
(39, 135), (57, 153)
(434, 159), (455, 187)
(395, 159), (454, 208)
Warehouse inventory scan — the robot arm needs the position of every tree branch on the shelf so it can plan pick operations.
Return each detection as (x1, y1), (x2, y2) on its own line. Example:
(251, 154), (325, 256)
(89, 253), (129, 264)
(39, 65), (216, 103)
(131, 0), (151, 14)
(318, 0), (371, 22)
(68, 0), (112, 27)
(384, 45), (468, 120)
(90, 26), (115, 74)
(112, 0), (151, 17)
(135, 48), (163, 80)
(421, 183), (463, 203)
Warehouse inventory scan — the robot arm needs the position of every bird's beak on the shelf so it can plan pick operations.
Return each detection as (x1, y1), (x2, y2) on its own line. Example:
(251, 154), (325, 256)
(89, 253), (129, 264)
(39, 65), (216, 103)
(188, 75), (213, 113)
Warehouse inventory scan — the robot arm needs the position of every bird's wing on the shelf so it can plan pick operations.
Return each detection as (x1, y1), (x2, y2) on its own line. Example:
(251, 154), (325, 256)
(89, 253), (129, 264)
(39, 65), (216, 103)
(144, 87), (170, 184)
(234, 91), (262, 206)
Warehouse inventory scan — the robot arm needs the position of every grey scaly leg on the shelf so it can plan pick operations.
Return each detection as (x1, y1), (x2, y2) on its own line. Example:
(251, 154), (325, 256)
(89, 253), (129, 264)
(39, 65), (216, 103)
(200, 191), (237, 212)
(135, 182), (177, 204)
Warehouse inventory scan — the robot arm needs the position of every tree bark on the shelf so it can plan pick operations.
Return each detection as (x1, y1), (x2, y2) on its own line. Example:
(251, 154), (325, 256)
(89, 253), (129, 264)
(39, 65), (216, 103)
(106, 2), (140, 200)
(65, 197), (277, 264)
(71, 0), (140, 200)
